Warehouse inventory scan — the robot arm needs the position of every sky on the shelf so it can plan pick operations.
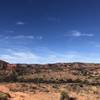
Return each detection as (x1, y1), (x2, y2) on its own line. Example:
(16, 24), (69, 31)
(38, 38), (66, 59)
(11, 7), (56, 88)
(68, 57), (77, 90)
(0, 0), (99, 64)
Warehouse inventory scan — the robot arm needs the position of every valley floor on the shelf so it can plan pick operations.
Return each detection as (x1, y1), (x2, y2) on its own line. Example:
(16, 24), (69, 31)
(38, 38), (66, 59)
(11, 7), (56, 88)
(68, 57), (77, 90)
(0, 83), (100, 100)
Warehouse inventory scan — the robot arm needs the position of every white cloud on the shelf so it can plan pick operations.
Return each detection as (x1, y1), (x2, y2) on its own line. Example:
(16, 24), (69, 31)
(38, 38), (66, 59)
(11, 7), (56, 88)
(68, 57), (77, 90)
(5, 30), (14, 33)
(4, 35), (34, 39)
(36, 36), (43, 40)
(0, 50), (40, 64)
(0, 35), (43, 40)
(0, 49), (78, 64)
(69, 30), (94, 37)
(0, 48), (100, 64)
(89, 42), (100, 48)
(16, 21), (25, 25)
(43, 53), (76, 64)
(0, 48), (81, 64)
(1, 35), (43, 40)
(12, 35), (34, 39)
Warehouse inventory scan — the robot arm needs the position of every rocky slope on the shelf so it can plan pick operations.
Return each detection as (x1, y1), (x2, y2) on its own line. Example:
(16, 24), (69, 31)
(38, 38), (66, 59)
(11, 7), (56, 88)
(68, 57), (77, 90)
(0, 60), (100, 100)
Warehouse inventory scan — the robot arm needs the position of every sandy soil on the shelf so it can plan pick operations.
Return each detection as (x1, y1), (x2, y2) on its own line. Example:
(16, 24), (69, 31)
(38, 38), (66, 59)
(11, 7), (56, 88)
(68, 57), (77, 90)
(0, 83), (99, 100)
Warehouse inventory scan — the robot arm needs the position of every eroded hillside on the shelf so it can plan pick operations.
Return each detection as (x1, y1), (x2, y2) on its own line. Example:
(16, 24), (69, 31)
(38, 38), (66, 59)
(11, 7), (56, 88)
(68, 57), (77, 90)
(0, 60), (100, 100)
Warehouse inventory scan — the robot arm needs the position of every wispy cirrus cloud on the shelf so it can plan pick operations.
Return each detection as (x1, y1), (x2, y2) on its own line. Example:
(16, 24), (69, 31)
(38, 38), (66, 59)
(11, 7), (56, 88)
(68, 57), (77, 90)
(0, 35), (43, 40)
(16, 21), (25, 25)
(95, 44), (100, 48)
(0, 50), (40, 64)
(4, 35), (34, 39)
(66, 30), (94, 37)
(0, 48), (99, 64)
(36, 36), (43, 40)
(89, 41), (100, 48)
(0, 50), (76, 64)
(5, 30), (14, 33)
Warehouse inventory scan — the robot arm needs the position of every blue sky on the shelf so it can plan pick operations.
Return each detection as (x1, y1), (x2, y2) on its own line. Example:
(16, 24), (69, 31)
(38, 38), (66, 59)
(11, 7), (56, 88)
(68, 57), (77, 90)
(0, 0), (99, 64)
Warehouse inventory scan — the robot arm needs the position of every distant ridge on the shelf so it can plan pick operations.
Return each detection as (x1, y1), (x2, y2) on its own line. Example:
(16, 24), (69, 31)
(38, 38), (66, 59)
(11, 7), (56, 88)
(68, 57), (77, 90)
(0, 59), (100, 65)
(0, 60), (9, 64)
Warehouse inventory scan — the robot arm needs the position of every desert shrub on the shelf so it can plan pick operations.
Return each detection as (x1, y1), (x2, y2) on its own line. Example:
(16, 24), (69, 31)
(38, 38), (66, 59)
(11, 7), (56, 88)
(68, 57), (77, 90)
(52, 84), (59, 89)
(69, 97), (76, 100)
(50, 66), (63, 71)
(10, 70), (18, 82)
(67, 79), (73, 83)
(59, 79), (66, 83)
(75, 78), (82, 83)
(60, 91), (76, 100)
(35, 68), (41, 73)
(60, 91), (70, 100)
(33, 78), (44, 83)
(0, 92), (11, 100)
(83, 79), (89, 84)
(4, 70), (18, 82)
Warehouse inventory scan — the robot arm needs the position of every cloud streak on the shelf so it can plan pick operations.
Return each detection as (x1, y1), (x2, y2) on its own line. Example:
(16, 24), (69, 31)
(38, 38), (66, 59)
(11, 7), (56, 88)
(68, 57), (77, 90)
(0, 35), (43, 40)
(68, 30), (94, 37)
(0, 48), (100, 64)
(16, 21), (25, 25)
(0, 50), (40, 64)
(0, 49), (77, 64)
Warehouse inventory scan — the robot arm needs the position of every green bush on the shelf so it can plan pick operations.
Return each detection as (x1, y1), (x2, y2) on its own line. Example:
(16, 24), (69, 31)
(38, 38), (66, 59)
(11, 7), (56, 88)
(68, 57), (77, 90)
(60, 91), (70, 100)
(0, 92), (11, 100)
